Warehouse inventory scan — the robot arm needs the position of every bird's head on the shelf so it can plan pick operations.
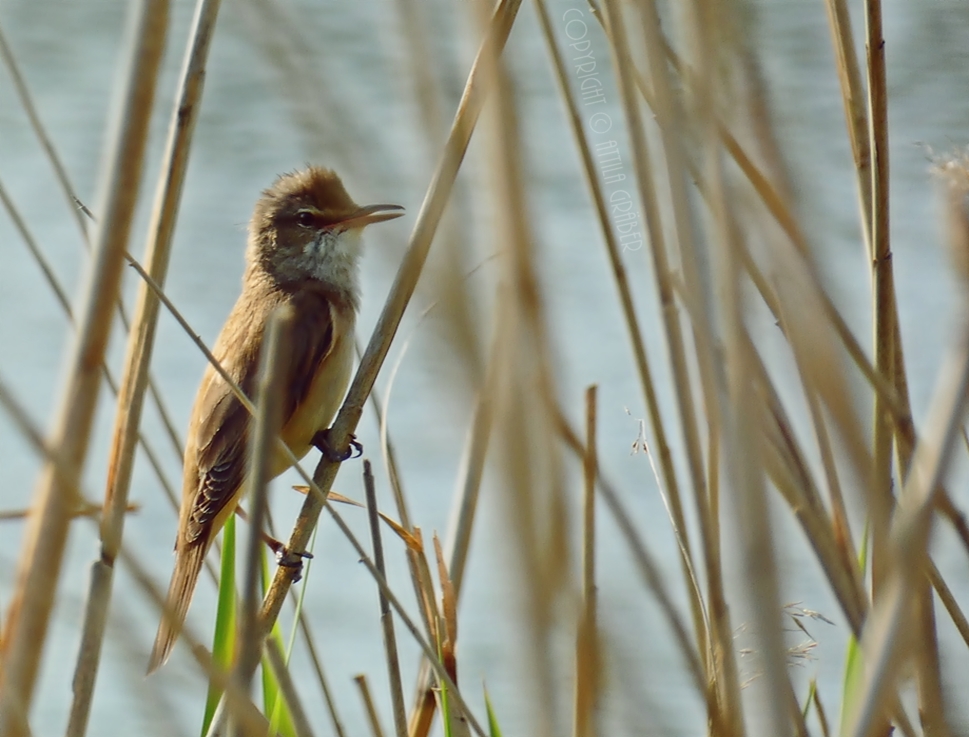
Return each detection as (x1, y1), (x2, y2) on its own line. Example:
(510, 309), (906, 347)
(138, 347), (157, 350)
(247, 166), (403, 292)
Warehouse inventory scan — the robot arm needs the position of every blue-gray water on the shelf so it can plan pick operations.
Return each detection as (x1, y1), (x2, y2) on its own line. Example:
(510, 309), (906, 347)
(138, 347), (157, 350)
(1, 1), (968, 735)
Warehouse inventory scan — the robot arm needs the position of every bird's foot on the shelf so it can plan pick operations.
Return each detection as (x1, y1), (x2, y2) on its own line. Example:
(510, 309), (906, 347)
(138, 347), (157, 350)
(261, 533), (313, 582)
(276, 549), (313, 583)
(274, 547), (313, 583)
(311, 428), (362, 462)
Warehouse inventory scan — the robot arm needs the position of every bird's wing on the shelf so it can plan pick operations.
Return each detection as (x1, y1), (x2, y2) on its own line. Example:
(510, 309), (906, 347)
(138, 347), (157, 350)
(183, 288), (336, 545)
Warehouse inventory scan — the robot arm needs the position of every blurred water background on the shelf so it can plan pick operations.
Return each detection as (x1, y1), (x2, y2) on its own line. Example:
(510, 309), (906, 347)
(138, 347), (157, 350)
(1, 0), (968, 735)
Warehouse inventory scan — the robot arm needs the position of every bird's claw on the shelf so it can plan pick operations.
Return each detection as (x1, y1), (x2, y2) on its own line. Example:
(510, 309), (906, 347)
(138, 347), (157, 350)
(312, 428), (362, 462)
(275, 547), (314, 582)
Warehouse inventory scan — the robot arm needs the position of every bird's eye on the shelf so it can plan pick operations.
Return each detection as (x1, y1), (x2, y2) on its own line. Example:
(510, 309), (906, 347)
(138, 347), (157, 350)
(296, 211), (315, 227)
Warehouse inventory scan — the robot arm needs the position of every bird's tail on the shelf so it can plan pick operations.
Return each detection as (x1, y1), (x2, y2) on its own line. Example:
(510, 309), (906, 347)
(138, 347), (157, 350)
(147, 543), (206, 675)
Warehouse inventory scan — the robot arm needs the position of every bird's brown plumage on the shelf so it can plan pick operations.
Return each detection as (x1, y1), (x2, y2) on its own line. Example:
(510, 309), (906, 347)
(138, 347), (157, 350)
(147, 167), (401, 673)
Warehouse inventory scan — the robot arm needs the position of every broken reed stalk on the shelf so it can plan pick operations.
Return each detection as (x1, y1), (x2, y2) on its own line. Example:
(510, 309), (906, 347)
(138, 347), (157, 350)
(66, 2), (223, 733)
(355, 675), (388, 737)
(0, 3), (170, 734)
(363, 460), (408, 737)
(553, 406), (706, 695)
(573, 385), (599, 737)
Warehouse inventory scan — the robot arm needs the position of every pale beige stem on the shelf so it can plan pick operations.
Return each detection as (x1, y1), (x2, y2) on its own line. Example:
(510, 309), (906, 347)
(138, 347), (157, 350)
(66, 3), (223, 734)
(0, 2), (169, 733)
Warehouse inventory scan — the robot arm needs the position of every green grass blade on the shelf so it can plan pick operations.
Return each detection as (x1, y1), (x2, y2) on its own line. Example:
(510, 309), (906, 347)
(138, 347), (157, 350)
(440, 670), (452, 737)
(484, 687), (504, 737)
(266, 522), (319, 735)
(201, 515), (237, 737)
(260, 547), (298, 737)
(839, 520), (870, 734)
(285, 525), (318, 661)
(436, 638), (454, 737)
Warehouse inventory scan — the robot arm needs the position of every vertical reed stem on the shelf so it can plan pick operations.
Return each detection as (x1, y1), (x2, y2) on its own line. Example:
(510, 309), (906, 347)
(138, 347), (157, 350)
(66, 3), (222, 733)
(0, 3), (169, 734)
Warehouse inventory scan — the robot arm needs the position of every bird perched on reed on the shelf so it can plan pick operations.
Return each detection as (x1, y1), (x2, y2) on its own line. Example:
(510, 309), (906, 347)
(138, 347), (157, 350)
(147, 166), (403, 673)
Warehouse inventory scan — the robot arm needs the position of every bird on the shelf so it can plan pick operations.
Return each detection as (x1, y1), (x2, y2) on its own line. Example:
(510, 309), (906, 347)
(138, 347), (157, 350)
(147, 166), (403, 673)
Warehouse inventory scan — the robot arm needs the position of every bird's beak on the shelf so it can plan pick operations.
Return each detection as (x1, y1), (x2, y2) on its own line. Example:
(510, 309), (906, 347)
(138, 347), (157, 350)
(339, 203), (405, 230)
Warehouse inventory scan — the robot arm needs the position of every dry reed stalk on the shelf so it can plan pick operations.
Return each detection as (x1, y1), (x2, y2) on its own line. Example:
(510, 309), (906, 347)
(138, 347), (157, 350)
(363, 460), (408, 737)
(0, 22), (89, 239)
(913, 586), (948, 737)
(231, 307), (290, 737)
(354, 675), (387, 737)
(635, 0), (741, 704)
(573, 386), (599, 737)
(893, 340), (950, 735)
(602, 1), (742, 733)
(390, 0), (487, 397)
(865, 0), (895, 599)
(716, 221), (791, 735)
(0, 2), (169, 734)
(805, 379), (859, 561)
(812, 681), (833, 737)
(861, 4), (929, 734)
(432, 536), (468, 737)
(926, 560), (969, 648)
(553, 408), (706, 695)
(66, 3), (223, 733)
(822, 0), (874, 250)
(633, 0), (725, 507)
(294, 610), (349, 737)
(440, 312), (500, 596)
(0, 503), (137, 522)
(254, 0), (523, 671)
